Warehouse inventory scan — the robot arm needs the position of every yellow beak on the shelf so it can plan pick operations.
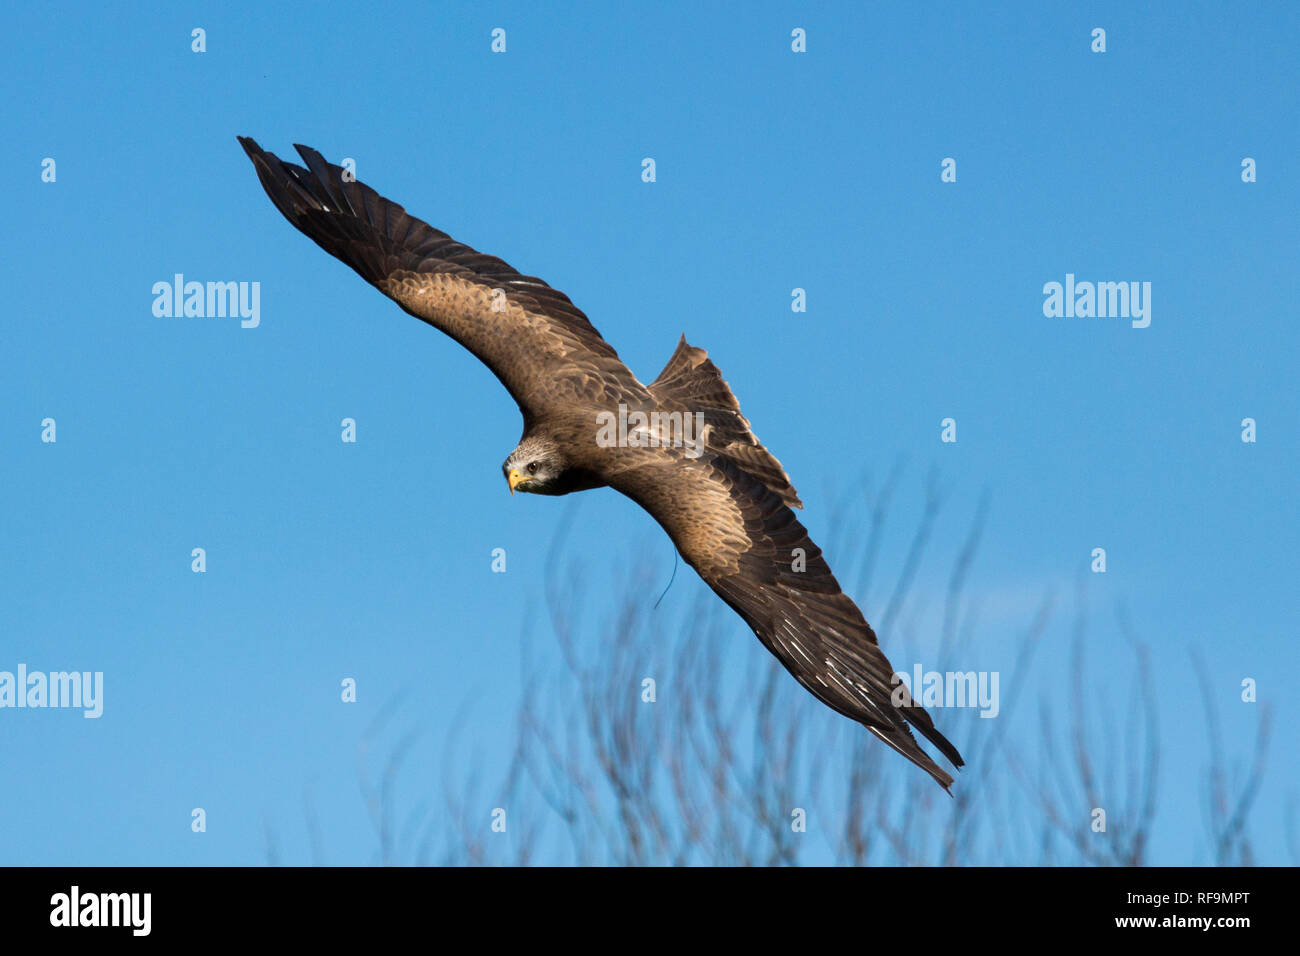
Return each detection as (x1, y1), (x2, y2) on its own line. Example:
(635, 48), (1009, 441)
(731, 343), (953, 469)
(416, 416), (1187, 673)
(507, 468), (524, 494)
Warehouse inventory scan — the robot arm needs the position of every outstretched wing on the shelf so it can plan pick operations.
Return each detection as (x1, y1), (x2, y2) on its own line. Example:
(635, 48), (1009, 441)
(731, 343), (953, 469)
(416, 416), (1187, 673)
(615, 452), (965, 791)
(238, 137), (649, 418)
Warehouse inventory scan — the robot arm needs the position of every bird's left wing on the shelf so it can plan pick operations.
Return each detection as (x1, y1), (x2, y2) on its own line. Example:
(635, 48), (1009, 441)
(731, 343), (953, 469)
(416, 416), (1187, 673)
(613, 452), (965, 791)
(238, 138), (649, 419)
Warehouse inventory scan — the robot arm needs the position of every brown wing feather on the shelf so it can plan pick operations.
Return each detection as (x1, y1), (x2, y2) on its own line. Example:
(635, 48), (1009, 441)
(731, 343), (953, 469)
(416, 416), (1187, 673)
(614, 453), (964, 791)
(238, 137), (649, 417)
(648, 336), (802, 509)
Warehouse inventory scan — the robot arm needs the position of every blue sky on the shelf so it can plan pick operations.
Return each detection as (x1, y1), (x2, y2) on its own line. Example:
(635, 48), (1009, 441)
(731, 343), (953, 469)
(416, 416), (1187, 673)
(3, 1), (1296, 865)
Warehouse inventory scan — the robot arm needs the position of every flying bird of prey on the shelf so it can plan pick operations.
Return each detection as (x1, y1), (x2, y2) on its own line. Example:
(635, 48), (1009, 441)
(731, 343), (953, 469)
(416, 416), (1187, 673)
(238, 137), (965, 791)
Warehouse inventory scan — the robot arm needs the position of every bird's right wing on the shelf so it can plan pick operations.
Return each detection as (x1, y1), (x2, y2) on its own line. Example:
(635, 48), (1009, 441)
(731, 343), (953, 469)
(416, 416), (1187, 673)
(614, 451), (964, 791)
(238, 138), (649, 419)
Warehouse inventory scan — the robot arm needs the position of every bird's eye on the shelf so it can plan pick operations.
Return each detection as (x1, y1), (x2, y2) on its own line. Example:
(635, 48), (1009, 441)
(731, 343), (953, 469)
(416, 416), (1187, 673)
(527, 462), (538, 474)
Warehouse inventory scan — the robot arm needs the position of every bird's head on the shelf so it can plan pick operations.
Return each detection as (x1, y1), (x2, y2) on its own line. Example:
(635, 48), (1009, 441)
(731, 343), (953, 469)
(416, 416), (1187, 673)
(503, 435), (567, 496)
